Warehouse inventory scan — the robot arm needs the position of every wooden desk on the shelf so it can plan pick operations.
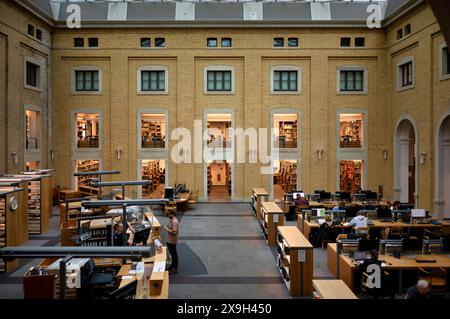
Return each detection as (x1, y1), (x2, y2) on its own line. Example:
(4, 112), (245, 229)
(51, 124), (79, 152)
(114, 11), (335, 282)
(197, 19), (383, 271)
(277, 226), (314, 297)
(252, 188), (269, 221)
(145, 212), (161, 240)
(261, 202), (284, 246)
(313, 280), (358, 299)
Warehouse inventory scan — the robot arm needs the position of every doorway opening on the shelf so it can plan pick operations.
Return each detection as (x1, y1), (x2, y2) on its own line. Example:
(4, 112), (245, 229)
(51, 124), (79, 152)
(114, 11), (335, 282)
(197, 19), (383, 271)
(395, 119), (416, 204)
(437, 115), (450, 218)
(207, 161), (232, 202)
(339, 160), (362, 193)
(141, 160), (166, 198)
(273, 113), (298, 149)
(272, 160), (298, 201)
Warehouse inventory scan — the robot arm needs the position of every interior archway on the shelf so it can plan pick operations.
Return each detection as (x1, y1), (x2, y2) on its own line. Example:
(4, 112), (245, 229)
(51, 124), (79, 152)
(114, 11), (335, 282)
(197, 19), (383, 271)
(438, 115), (450, 218)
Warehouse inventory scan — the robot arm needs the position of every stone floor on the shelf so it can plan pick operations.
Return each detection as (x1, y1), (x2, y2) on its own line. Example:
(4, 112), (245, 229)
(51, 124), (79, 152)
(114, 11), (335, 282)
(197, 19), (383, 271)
(0, 203), (335, 299)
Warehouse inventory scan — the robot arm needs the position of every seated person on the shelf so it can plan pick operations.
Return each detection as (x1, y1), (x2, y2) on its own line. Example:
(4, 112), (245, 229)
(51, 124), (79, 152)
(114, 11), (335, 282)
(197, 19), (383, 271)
(359, 249), (382, 273)
(390, 200), (401, 211)
(113, 222), (125, 246)
(318, 215), (337, 246)
(294, 195), (309, 207)
(405, 280), (430, 299)
(344, 211), (368, 229)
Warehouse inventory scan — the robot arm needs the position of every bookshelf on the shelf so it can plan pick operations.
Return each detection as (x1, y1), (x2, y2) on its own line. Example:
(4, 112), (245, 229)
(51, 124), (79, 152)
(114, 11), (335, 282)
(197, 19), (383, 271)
(226, 162), (232, 195)
(76, 160), (100, 195)
(278, 121), (298, 148)
(277, 226), (314, 296)
(260, 202), (284, 246)
(79, 219), (113, 247)
(142, 119), (165, 148)
(207, 165), (212, 195)
(142, 160), (162, 196)
(339, 160), (362, 193)
(251, 188), (269, 220)
(278, 161), (297, 192)
(340, 118), (362, 148)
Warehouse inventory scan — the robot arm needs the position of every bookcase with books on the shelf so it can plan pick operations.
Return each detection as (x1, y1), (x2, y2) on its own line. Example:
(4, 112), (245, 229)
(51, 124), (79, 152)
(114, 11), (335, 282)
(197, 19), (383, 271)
(141, 119), (165, 148)
(278, 121), (298, 149)
(278, 161), (297, 192)
(207, 165), (212, 195)
(76, 160), (100, 195)
(141, 160), (162, 196)
(0, 195), (5, 272)
(339, 160), (362, 193)
(79, 220), (113, 247)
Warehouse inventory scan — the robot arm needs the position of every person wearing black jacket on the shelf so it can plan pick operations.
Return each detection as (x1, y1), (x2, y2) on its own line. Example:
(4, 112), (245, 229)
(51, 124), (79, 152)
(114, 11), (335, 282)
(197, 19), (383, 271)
(359, 249), (382, 273)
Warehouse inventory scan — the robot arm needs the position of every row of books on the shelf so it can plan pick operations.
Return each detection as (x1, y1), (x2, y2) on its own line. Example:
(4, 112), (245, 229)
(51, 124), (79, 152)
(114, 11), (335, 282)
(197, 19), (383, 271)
(28, 181), (41, 234)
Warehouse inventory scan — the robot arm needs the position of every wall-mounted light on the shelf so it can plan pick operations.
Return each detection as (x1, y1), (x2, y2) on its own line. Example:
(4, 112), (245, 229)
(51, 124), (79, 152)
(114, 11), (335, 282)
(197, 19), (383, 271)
(50, 150), (55, 160)
(383, 150), (388, 160)
(115, 148), (122, 160)
(249, 149), (257, 162)
(420, 151), (427, 164)
(316, 149), (324, 160)
(11, 152), (19, 165)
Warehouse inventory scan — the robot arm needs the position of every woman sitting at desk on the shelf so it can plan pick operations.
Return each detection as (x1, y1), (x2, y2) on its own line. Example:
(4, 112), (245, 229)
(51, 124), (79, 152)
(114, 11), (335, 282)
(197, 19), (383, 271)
(318, 215), (337, 247)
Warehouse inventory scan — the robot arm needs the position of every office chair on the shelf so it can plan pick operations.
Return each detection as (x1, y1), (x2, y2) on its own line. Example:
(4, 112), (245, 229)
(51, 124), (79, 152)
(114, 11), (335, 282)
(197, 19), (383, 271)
(319, 222), (337, 249)
(80, 259), (116, 299)
(418, 268), (448, 293)
(361, 270), (395, 299)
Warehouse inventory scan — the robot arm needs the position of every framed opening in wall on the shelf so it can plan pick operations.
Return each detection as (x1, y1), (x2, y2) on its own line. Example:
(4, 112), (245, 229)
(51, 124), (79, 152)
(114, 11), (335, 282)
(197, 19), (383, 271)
(207, 160), (232, 202)
(272, 160), (298, 201)
(273, 113), (298, 149)
(339, 160), (362, 193)
(25, 109), (40, 150)
(339, 113), (363, 148)
(206, 113), (232, 149)
(141, 160), (166, 198)
(76, 160), (100, 196)
(25, 161), (40, 171)
(76, 113), (99, 149)
(141, 113), (166, 149)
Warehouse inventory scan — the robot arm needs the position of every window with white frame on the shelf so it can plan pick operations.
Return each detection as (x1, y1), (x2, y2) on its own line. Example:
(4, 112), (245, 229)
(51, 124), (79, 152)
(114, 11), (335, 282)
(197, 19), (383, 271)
(137, 66), (168, 94)
(204, 67), (235, 93)
(76, 113), (100, 149)
(141, 112), (167, 149)
(397, 56), (414, 90)
(270, 66), (301, 94)
(440, 44), (450, 80)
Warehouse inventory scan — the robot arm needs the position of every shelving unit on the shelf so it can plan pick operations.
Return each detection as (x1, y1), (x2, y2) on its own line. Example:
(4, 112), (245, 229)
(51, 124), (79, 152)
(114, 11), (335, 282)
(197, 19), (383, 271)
(277, 226), (314, 296)
(79, 219), (113, 247)
(0, 187), (24, 272)
(278, 121), (298, 148)
(251, 188), (269, 220)
(207, 165), (212, 195)
(277, 161), (297, 192)
(141, 160), (162, 196)
(339, 160), (362, 193)
(141, 119), (164, 148)
(260, 202), (284, 246)
(340, 118), (362, 148)
(225, 162), (232, 195)
(76, 160), (100, 195)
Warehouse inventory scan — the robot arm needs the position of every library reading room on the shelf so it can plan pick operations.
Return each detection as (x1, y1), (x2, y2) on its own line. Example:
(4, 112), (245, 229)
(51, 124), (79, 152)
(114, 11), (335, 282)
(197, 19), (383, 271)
(1, 0), (450, 306)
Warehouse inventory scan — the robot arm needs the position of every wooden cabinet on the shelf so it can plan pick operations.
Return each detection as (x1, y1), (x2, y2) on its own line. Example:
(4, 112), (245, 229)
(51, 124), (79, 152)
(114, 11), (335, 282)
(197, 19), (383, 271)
(251, 188), (268, 220)
(260, 202), (284, 246)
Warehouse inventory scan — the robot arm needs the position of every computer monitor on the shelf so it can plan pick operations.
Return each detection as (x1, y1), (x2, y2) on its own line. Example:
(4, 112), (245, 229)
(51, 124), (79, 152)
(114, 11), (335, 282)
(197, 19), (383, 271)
(411, 208), (426, 218)
(109, 280), (138, 300)
(292, 191), (305, 199)
(442, 238), (450, 252)
(377, 208), (392, 219)
(164, 187), (174, 200)
(345, 205), (360, 219)
(398, 203), (414, 210)
(366, 191), (378, 201)
(402, 238), (423, 253)
(314, 190), (325, 194)
(311, 208), (326, 217)
(132, 227), (151, 246)
(319, 192), (332, 201)
(339, 192), (351, 201)
(358, 239), (380, 252)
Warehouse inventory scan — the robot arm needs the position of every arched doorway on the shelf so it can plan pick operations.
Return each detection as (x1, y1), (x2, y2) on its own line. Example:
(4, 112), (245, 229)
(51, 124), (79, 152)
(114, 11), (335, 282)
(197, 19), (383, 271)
(394, 119), (417, 204)
(437, 115), (450, 219)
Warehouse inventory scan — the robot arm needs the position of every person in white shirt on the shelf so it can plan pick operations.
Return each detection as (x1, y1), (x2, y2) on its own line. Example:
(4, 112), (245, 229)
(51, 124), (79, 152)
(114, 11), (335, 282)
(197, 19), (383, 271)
(344, 211), (368, 228)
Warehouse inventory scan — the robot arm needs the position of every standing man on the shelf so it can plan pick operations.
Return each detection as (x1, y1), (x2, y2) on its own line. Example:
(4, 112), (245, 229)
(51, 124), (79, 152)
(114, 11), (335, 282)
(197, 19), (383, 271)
(165, 210), (179, 274)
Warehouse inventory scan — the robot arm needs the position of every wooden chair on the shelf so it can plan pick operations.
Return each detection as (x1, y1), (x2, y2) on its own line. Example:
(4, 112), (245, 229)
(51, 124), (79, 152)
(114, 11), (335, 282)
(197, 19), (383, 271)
(164, 201), (177, 217)
(418, 268), (448, 293)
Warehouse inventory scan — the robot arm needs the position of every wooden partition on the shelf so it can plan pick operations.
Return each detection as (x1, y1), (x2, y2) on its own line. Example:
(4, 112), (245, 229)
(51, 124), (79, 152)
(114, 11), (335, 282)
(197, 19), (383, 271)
(261, 202), (284, 246)
(277, 226), (314, 296)
(252, 188), (269, 220)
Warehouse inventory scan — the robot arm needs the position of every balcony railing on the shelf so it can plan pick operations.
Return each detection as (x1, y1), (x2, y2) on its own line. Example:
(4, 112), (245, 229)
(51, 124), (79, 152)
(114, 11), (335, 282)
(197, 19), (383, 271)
(142, 136), (165, 149)
(78, 136), (99, 148)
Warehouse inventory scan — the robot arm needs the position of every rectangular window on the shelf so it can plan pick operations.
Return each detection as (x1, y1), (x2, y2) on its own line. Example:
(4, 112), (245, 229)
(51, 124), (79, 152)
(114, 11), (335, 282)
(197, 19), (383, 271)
(443, 47), (450, 76)
(404, 24), (411, 36)
(26, 61), (40, 88)
(141, 114), (166, 149)
(207, 38), (218, 48)
(25, 110), (40, 150)
(340, 113), (363, 148)
(141, 38), (151, 48)
(400, 61), (413, 87)
(397, 29), (403, 40)
(355, 37), (365, 47)
(340, 37), (351, 47)
(36, 29), (43, 41)
(288, 37), (298, 47)
(274, 113), (298, 149)
(207, 71), (232, 92)
(88, 38), (98, 48)
(141, 160), (166, 197)
(340, 70), (364, 92)
(75, 71), (100, 92)
(74, 38), (84, 48)
(273, 71), (298, 92)
(76, 114), (100, 149)
(155, 38), (166, 48)
(76, 160), (100, 193)
(221, 38), (232, 48)
(273, 38), (284, 48)
(28, 25), (34, 36)
(141, 71), (166, 91)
